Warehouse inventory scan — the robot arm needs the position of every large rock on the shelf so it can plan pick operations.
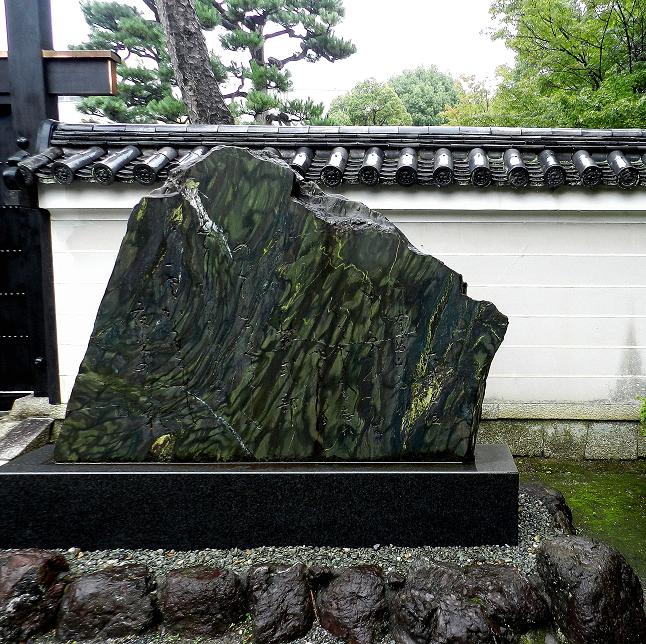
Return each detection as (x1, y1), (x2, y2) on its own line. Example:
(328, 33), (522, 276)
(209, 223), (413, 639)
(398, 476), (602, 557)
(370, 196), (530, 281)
(392, 561), (549, 644)
(317, 565), (388, 644)
(520, 482), (575, 535)
(158, 566), (245, 636)
(249, 563), (314, 644)
(428, 593), (495, 644)
(537, 535), (646, 643)
(0, 549), (68, 643)
(55, 146), (507, 462)
(460, 563), (550, 639)
(56, 564), (155, 641)
(392, 563), (489, 644)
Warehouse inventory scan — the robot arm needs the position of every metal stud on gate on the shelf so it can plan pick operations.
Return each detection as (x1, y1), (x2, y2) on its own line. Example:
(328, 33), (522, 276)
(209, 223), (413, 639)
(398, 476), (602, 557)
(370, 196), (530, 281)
(607, 150), (639, 188)
(468, 148), (492, 187)
(358, 147), (383, 185)
(538, 150), (566, 188)
(320, 147), (348, 187)
(395, 147), (418, 186)
(432, 148), (454, 187)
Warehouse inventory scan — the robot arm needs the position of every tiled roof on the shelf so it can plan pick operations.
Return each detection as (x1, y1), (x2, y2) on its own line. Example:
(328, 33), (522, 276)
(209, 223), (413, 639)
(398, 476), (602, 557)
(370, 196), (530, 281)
(7, 120), (646, 190)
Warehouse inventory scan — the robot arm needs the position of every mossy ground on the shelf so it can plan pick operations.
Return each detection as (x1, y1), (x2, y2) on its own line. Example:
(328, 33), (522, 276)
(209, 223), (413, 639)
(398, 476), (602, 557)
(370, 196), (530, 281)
(517, 458), (646, 586)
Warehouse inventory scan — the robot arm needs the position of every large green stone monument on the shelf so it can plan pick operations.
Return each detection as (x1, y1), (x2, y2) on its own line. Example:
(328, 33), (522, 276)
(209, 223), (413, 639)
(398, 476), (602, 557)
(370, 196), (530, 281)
(55, 146), (507, 463)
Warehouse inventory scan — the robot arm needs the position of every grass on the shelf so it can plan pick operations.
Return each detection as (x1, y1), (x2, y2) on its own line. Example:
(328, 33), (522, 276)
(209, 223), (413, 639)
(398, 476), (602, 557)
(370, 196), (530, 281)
(517, 458), (646, 586)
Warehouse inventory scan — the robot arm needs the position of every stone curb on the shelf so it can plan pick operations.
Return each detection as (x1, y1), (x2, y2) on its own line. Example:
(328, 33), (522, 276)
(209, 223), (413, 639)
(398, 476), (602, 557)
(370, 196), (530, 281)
(479, 419), (644, 460)
(3, 543), (644, 643)
(7, 395), (66, 421)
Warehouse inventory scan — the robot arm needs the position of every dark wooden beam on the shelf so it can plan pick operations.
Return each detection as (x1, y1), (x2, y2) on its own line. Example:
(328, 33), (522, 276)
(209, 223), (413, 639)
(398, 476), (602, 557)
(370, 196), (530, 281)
(0, 51), (120, 98)
(5, 0), (57, 154)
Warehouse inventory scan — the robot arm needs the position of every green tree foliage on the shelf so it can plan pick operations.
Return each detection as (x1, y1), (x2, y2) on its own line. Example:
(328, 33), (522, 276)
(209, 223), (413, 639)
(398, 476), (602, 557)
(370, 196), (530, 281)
(327, 79), (412, 126)
(448, 0), (646, 127)
(74, 0), (355, 123)
(442, 75), (496, 126)
(389, 66), (458, 125)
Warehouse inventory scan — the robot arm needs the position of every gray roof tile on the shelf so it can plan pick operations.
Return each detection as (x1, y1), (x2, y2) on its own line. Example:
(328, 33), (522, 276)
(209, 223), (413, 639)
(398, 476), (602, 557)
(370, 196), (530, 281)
(32, 120), (646, 190)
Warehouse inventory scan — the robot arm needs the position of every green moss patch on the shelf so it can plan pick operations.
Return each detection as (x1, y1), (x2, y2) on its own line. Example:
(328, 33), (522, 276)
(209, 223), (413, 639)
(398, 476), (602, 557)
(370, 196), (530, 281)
(518, 458), (646, 587)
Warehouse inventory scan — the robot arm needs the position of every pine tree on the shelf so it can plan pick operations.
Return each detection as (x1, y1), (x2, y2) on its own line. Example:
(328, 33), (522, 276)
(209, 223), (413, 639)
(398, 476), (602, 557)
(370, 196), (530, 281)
(73, 0), (355, 124)
(155, 0), (232, 124)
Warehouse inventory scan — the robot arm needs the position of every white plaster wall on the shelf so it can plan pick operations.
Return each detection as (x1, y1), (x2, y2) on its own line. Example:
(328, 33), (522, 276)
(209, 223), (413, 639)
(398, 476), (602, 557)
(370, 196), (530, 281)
(41, 184), (646, 415)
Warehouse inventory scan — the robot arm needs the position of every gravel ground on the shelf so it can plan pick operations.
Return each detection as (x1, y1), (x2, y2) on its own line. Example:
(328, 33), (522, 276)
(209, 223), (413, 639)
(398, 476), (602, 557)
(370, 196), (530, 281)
(25, 491), (561, 644)
(34, 625), (354, 644)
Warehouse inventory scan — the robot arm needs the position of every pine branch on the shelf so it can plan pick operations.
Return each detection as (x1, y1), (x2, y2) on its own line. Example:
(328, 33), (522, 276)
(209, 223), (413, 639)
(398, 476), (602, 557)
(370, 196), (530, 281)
(209, 1), (238, 31)
(141, 0), (160, 21)
(275, 48), (308, 66)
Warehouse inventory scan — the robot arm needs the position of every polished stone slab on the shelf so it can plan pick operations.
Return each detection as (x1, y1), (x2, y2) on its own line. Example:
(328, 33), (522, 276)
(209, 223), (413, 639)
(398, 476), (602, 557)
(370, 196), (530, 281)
(0, 444), (518, 550)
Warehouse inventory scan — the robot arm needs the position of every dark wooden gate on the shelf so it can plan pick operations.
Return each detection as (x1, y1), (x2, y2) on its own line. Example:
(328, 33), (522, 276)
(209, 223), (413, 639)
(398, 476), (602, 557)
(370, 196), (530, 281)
(0, 206), (59, 409)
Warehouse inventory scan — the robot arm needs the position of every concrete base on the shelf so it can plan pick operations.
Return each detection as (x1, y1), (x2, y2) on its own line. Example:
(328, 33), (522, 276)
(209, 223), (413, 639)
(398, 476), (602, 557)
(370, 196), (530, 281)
(0, 444), (518, 550)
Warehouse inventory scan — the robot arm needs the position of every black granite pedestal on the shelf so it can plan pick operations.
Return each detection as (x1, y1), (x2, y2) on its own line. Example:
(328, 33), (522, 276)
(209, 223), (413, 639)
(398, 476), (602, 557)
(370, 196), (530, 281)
(0, 444), (518, 550)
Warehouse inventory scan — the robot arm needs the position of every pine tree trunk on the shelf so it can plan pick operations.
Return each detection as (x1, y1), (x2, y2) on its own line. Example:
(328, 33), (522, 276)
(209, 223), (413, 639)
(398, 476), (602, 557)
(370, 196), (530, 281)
(155, 0), (232, 124)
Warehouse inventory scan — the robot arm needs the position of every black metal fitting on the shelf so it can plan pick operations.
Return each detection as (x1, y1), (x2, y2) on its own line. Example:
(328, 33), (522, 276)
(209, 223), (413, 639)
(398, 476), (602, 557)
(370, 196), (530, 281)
(92, 146), (141, 185)
(7, 150), (29, 166)
(133, 147), (177, 185)
(2, 166), (24, 190)
(320, 147), (348, 187)
(358, 147), (383, 185)
(572, 150), (602, 187)
(290, 147), (313, 176)
(395, 147), (418, 186)
(51, 146), (105, 185)
(538, 150), (566, 188)
(503, 149), (530, 188)
(432, 148), (454, 187)
(607, 150), (639, 188)
(468, 148), (492, 187)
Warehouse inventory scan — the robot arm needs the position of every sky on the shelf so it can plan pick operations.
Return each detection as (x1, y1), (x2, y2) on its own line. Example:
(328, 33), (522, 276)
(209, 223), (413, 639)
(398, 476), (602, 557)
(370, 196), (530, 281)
(0, 0), (515, 107)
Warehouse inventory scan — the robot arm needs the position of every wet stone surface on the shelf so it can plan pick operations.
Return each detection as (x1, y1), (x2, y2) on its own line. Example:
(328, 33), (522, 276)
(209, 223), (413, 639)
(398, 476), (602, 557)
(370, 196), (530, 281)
(391, 560), (550, 644)
(0, 549), (68, 644)
(317, 565), (388, 644)
(249, 563), (314, 644)
(537, 535), (646, 644)
(56, 564), (155, 641)
(55, 146), (507, 463)
(158, 567), (245, 637)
